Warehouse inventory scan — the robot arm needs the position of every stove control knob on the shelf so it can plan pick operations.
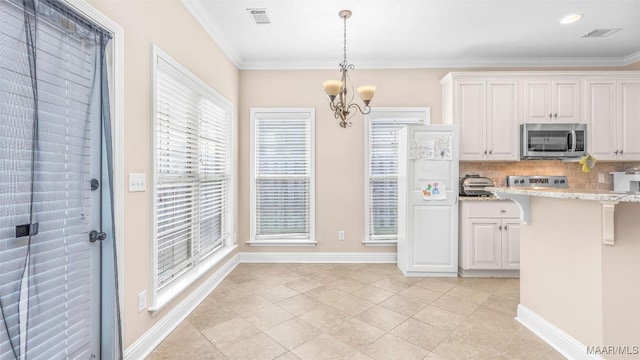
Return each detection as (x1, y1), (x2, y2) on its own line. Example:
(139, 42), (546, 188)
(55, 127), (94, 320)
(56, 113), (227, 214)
(554, 180), (560, 184)
(560, 180), (565, 184)
(519, 180), (525, 184)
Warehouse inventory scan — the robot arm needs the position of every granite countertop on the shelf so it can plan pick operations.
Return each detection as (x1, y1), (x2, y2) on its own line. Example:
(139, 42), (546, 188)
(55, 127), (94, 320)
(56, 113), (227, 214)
(486, 186), (640, 203)
(459, 195), (511, 202)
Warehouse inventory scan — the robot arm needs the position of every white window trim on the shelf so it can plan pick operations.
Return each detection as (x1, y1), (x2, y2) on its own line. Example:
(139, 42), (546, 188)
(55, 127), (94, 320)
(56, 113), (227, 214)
(364, 107), (431, 246)
(249, 108), (316, 247)
(150, 45), (235, 313)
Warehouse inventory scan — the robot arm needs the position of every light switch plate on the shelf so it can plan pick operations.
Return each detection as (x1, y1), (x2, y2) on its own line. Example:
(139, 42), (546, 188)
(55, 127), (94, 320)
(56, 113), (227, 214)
(129, 173), (146, 192)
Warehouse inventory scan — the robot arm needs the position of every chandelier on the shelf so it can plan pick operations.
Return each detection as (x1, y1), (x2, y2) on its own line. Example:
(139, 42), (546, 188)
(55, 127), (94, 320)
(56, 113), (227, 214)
(322, 10), (376, 128)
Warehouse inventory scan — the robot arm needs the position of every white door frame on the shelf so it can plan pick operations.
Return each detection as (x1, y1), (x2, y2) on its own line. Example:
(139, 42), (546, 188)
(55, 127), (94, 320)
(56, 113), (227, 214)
(58, 0), (125, 357)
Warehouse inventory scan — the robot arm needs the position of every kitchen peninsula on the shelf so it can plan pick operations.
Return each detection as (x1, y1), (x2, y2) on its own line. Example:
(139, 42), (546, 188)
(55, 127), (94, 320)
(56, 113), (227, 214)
(488, 186), (640, 359)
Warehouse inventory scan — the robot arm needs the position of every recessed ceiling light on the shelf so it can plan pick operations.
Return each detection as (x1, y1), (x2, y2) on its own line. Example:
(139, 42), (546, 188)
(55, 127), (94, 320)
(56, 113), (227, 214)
(560, 14), (583, 25)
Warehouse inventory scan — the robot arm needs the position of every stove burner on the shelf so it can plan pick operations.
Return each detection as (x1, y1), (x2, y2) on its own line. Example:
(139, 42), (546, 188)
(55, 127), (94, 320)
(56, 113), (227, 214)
(506, 176), (569, 188)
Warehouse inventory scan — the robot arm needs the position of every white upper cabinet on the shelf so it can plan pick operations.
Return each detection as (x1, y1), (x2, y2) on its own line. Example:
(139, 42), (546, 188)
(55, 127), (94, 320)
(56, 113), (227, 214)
(442, 71), (640, 162)
(522, 80), (580, 123)
(586, 79), (640, 161)
(618, 81), (640, 160)
(442, 74), (519, 161)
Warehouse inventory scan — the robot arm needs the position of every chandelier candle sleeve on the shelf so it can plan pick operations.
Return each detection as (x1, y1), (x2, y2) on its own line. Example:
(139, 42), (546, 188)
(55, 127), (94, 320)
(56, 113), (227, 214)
(323, 80), (343, 98)
(357, 86), (376, 103)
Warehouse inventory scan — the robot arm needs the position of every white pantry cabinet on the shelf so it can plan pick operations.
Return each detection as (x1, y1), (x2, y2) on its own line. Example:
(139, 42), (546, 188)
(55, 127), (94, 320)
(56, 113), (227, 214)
(522, 79), (581, 123)
(459, 200), (520, 277)
(441, 75), (518, 161)
(397, 126), (459, 277)
(586, 79), (640, 161)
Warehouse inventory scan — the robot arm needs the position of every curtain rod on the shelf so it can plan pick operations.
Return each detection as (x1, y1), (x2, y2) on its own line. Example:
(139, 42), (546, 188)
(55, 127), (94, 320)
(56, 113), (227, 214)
(36, 0), (113, 39)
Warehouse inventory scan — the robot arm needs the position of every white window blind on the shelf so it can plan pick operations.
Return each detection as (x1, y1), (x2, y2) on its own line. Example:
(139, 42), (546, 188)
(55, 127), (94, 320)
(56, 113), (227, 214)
(250, 109), (315, 245)
(154, 49), (231, 292)
(365, 108), (430, 244)
(1, 0), (104, 357)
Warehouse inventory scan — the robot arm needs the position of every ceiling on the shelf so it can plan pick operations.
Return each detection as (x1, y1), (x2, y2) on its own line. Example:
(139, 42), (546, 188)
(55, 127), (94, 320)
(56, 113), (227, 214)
(183, 0), (640, 70)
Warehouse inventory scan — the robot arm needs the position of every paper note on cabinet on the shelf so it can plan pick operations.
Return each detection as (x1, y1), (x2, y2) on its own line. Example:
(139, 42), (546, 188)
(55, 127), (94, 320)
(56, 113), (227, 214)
(421, 181), (446, 200)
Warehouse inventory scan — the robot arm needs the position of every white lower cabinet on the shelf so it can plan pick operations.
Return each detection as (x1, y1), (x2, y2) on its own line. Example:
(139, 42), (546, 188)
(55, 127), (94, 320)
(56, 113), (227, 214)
(459, 200), (520, 276)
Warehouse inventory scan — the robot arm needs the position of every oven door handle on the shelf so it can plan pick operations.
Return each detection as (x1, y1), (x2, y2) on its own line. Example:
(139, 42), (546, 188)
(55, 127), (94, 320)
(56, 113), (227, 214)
(568, 130), (577, 152)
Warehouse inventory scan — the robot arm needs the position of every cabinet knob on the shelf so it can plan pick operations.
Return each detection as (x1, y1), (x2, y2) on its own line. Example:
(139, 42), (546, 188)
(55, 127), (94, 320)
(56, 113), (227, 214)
(489, 149), (493, 155)
(620, 150), (624, 155)
(553, 113), (558, 118)
(498, 225), (503, 231)
(615, 150), (619, 155)
(484, 150), (488, 155)
(548, 113), (553, 119)
(500, 209), (506, 213)
(504, 225), (508, 231)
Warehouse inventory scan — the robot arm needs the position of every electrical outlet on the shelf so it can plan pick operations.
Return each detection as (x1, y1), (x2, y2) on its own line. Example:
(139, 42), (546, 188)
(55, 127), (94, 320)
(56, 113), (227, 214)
(138, 290), (146, 312)
(338, 230), (345, 240)
(598, 173), (605, 183)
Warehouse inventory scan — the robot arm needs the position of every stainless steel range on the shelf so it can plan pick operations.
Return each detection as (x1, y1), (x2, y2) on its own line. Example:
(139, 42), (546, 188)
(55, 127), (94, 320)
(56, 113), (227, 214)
(506, 175), (569, 188)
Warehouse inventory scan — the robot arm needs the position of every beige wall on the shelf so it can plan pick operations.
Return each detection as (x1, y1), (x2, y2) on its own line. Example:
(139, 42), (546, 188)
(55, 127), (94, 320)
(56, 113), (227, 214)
(521, 197), (640, 349)
(87, 0), (240, 348)
(238, 69), (451, 253)
(81, 0), (640, 348)
(238, 66), (640, 254)
(521, 197), (604, 345)
(602, 203), (640, 354)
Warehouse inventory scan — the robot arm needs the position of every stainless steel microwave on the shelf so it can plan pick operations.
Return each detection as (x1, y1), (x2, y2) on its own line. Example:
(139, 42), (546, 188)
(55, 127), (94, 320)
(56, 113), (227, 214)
(520, 123), (587, 159)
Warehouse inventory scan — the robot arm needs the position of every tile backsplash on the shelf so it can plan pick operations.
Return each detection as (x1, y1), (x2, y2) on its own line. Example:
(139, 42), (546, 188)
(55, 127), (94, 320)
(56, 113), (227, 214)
(460, 160), (640, 190)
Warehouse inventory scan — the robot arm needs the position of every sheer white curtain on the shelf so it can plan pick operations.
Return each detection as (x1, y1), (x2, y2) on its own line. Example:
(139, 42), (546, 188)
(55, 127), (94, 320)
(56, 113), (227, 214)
(0, 0), (121, 358)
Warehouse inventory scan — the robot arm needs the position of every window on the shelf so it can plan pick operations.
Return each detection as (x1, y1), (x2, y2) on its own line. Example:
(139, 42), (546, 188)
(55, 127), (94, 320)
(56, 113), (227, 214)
(365, 108), (430, 245)
(152, 46), (233, 308)
(250, 108), (315, 246)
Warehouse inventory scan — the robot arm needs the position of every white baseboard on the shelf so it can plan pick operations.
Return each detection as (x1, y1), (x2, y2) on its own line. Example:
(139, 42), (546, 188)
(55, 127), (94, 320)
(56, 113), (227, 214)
(238, 251), (397, 263)
(516, 304), (603, 360)
(458, 268), (520, 278)
(123, 254), (240, 360)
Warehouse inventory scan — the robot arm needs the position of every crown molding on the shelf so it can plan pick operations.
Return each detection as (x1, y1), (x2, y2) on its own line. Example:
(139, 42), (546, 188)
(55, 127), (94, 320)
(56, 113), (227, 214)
(623, 50), (640, 66)
(180, 0), (640, 71)
(238, 55), (640, 70)
(181, 0), (242, 68)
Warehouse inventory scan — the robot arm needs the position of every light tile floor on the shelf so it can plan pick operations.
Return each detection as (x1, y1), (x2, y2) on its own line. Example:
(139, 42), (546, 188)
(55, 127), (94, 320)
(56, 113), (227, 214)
(147, 263), (565, 360)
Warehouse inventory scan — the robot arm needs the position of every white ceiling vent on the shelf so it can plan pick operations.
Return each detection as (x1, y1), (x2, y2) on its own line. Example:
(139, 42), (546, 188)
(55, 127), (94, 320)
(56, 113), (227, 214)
(581, 28), (621, 38)
(247, 8), (270, 25)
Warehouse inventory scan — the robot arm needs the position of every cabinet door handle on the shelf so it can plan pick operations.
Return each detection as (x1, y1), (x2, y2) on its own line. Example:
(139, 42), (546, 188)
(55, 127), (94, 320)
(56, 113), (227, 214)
(484, 150), (488, 155)
(615, 150), (619, 155)
(620, 150), (624, 155)
(500, 209), (506, 213)
(498, 225), (503, 231)
(489, 149), (493, 155)
(548, 113), (553, 119)
(553, 113), (558, 118)
(504, 225), (508, 231)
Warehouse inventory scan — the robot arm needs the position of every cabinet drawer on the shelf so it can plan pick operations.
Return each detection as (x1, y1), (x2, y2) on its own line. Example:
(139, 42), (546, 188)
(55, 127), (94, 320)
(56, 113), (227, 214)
(464, 201), (520, 219)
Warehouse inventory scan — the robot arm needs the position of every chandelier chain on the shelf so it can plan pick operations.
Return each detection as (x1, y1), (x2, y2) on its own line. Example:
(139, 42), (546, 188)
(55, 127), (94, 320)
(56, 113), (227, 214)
(342, 15), (348, 66)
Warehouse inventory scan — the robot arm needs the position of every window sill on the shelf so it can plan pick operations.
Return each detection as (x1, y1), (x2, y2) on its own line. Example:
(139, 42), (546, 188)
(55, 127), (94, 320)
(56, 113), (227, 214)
(148, 244), (237, 315)
(247, 240), (317, 247)
(362, 240), (397, 247)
